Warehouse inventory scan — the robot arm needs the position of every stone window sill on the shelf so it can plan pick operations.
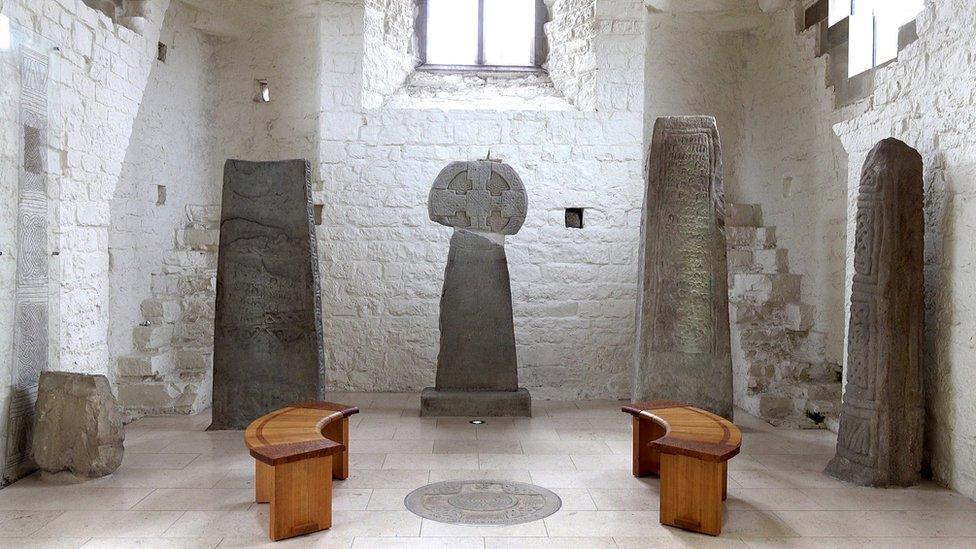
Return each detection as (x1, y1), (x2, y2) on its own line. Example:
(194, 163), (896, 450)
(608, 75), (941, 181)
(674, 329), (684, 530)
(381, 69), (576, 112)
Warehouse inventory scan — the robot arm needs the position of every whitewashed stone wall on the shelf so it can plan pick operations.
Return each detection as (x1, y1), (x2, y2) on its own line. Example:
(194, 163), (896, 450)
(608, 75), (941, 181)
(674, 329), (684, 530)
(109, 0), (219, 368)
(0, 0), (169, 377)
(644, 13), (746, 193)
(833, 0), (976, 501)
(361, 0), (415, 108)
(318, 0), (646, 398)
(545, 0), (598, 110)
(735, 7), (848, 365)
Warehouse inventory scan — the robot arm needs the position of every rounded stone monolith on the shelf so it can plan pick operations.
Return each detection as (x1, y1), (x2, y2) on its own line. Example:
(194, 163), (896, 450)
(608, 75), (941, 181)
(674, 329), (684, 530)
(31, 371), (125, 480)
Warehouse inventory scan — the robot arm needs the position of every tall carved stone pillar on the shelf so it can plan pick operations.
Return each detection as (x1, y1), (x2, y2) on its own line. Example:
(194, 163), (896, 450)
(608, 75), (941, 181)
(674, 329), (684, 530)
(633, 116), (732, 420)
(210, 160), (325, 430)
(826, 138), (924, 487)
(421, 160), (531, 417)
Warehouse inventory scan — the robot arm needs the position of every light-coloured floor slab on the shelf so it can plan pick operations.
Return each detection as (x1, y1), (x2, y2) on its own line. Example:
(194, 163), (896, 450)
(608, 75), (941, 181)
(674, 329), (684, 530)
(0, 394), (972, 548)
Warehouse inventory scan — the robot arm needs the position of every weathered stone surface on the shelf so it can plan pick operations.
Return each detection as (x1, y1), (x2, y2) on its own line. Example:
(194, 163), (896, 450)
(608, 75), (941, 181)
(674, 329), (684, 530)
(31, 372), (124, 479)
(423, 160), (531, 417)
(826, 138), (924, 487)
(429, 160), (528, 235)
(210, 160), (325, 430)
(632, 116), (733, 419)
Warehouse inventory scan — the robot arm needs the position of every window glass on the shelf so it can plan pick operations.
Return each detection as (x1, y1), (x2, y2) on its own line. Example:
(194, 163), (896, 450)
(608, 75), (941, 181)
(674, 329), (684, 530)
(846, 0), (925, 76)
(0, 14), (10, 50)
(483, 0), (537, 66)
(425, 0), (479, 65)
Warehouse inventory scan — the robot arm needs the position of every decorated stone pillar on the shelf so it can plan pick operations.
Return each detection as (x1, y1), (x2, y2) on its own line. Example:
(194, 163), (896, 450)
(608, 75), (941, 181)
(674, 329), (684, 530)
(826, 138), (924, 487)
(421, 159), (531, 417)
(210, 160), (325, 430)
(632, 116), (733, 420)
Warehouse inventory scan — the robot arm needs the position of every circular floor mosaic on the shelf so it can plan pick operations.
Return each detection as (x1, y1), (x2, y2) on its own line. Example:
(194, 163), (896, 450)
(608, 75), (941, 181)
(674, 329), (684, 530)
(404, 480), (562, 526)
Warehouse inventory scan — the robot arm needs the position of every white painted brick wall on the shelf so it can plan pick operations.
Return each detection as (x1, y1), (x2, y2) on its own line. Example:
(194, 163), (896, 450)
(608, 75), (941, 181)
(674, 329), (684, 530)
(834, 0), (976, 501)
(734, 7), (849, 365)
(317, 0), (647, 398)
(0, 0), (170, 379)
(109, 0), (220, 367)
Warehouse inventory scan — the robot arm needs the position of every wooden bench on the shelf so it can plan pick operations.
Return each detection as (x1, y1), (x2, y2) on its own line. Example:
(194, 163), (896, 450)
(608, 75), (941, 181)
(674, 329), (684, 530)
(245, 401), (359, 541)
(622, 401), (741, 536)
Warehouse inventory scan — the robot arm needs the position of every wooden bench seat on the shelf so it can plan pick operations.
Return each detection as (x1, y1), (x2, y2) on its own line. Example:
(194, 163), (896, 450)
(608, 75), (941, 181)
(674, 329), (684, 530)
(622, 401), (741, 536)
(245, 401), (359, 541)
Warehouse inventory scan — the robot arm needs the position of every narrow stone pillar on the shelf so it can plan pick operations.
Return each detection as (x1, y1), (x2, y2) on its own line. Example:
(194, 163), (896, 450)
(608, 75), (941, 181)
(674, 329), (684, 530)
(633, 116), (732, 419)
(210, 160), (325, 430)
(826, 138), (924, 487)
(421, 160), (531, 417)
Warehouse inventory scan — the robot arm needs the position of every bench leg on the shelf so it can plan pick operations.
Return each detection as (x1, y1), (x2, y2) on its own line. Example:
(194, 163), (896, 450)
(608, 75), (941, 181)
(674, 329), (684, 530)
(632, 417), (665, 477)
(255, 460), (272, 504)
(722, 461), (728, 501)
(268, 455), (333, 541)
(659, 453), (725, 536)
(322, 417), (350, 480)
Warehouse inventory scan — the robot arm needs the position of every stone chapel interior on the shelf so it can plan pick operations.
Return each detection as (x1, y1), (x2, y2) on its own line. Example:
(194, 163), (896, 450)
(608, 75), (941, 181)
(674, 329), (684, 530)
(0, 0), (974, 546)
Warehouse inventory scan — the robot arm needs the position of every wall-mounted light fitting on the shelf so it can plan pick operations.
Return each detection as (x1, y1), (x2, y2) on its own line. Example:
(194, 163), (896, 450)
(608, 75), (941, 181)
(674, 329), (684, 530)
(254, 79), (271, 103)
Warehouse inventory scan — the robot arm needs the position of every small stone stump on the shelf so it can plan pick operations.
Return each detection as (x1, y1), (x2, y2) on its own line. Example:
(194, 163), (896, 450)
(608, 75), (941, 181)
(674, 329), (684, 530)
(422, 159), (531, 417)
(31, 372), (124, 480)
(826, 138), (925, 487)
(633, 116), (733, 419)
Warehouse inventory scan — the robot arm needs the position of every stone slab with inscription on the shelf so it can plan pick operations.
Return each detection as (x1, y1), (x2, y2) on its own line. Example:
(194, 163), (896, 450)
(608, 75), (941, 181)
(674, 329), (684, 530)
(210, 159), (325, 430)
(422, 160), (531, 417)
(632, 116), (733, 420)
(826, 138), (924, 487)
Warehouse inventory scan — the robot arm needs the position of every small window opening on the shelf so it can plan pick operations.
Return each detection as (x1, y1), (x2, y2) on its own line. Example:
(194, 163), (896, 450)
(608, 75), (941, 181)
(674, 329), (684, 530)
(833, 0), (925, 76)
(156, 185), (166, 206)
(314, 204), (324, 226)
(157, 42), (167, 62)
(418, 0), (548, 71)
(565, 208), (584, 229)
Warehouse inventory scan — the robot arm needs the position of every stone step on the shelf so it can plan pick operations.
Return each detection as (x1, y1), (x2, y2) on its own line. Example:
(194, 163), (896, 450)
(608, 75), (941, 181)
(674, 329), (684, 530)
(117, 350), (177, 378)
(133, 324), (175, 352)
(140, 298), (180, 324)
(774, 361), (841, 384)
(117, 379), (188, 410)
(726, 203), (763, 228)
(785, 303), (815, 332)
(793, 382), (842, 401)
(730, 273), (801, 302)
(726, 227), (776, 249)
(728, 248), (788, 274)
(179, 227), (219, 251)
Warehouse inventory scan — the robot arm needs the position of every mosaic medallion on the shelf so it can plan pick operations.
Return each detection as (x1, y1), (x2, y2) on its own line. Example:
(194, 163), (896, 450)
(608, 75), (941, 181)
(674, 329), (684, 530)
(404, 480), (561, 526)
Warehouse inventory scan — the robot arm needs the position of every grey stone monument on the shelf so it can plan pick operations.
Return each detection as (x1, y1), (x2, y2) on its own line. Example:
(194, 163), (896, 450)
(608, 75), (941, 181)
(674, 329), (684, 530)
(31, 372), (124, 480)
(826, 138), (924, 487)
(633, 116), (733, 420)
(210, 160), (325, 430)
(421, 159), (531, 417)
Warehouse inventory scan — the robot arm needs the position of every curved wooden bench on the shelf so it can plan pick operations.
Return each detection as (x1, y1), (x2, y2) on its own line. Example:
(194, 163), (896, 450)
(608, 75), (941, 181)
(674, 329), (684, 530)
(245, 401), (359, 541)
(623, 401), (741, 536)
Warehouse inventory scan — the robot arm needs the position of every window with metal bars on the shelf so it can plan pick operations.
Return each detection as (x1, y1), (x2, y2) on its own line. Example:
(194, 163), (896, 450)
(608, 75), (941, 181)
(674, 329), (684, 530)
(417, 0), (548, 72)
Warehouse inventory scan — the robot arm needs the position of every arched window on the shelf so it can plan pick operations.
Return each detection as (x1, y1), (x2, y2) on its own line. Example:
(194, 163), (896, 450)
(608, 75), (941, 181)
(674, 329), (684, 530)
(831, 0), (925, 76)
(417, 0), (548, 71)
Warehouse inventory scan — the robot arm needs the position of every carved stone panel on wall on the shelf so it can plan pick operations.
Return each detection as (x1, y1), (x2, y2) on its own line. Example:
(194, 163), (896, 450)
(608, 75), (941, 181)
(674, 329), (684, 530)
(826, 138), (924, 487)
(421, 160), (531, 417)
(632, 116), (732, 420)
(210, 160), (325, 430)
(4, 47), (51, 485)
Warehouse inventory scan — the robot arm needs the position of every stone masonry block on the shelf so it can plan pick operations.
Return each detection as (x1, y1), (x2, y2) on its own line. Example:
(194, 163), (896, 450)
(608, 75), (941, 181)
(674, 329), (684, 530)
(725, 203), (763, 227)
(726, 227), (777, 249)
(140, 298), (180, 323)
(133, 324), (174, 352)
(117, 350), (176, 378)
(731, 273), (801, 302)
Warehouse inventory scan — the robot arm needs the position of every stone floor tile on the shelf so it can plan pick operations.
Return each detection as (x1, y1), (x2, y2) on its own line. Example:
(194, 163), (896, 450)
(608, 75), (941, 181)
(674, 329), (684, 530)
(383, 453), (479, 470)
(587, 487), (661, 510)
(340, 469), (429, 490)
(333, 489), (372, 511)
(0, 478), (153, 510)
(0, 537), (89, 548)
(0, 510), (65, 536)
(133, 489), (254, 511)
(479, 454), (575, 470)
(365, 488), (411, 511)
(82, 537), (222, 548)
(427, 469), (533, 483)
(519, 441), (612, 455)
(420, 518), (548, 537)
(122, 453), (201, 470)
(432, 440), (522, 454)
(543, 510), (669, 537)
(349, 440), (432, 454)
(614, 534), (751, 548)
(326, 511), (422, 537)
(34, 510), (183, 538)
(726, 488), (824, 511)
(485, 537), (616, 548)
(351, 537), (484, 548)
(569, 453), (631, 470)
